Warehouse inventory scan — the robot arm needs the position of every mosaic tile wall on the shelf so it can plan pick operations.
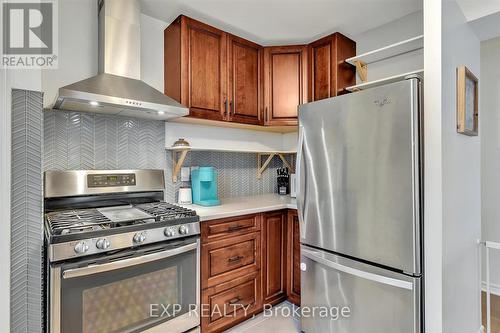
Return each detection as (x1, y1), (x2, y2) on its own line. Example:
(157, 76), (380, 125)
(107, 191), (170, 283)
(44, 111), (166, 171)
(165, 151), (288, 203)
(11, 89), (44, 333)
(44, 111), (289, 202)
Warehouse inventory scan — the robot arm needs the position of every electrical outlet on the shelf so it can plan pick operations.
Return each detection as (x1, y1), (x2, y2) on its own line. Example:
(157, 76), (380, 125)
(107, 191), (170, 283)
(180, 167), (190, 182)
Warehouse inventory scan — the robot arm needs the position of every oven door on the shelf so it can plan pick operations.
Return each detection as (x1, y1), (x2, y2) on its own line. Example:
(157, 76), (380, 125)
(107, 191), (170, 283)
(49, 237), (200, 333)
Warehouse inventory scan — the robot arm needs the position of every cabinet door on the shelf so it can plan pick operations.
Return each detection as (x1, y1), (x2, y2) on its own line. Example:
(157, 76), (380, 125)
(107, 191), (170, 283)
(286, 210), (301, 305)
(201, 271), (262, 333)
(202, 232), (261, 289)
(262, 211), (287, 305)
(181, 17), (227, 121)
(309, 38), (333, 101)
(308, 33), (356, 101)
(264, 46), (307, 126)
(228, 35), (263, 125)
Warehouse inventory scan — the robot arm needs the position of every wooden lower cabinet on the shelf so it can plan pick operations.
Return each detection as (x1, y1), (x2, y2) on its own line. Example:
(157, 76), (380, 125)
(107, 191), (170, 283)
(201, 214), (260, 243)
(201, 210), (300, 332)
(286, 210), (301, 305)
(201, 232), (261, 289)
(261, 210), (287, 305)
(201, 271), (262, 333)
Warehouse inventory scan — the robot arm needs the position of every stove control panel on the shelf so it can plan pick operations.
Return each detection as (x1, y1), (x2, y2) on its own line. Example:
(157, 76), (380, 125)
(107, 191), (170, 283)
(49, 222), (201, 262)
(87, 173), (136, 188)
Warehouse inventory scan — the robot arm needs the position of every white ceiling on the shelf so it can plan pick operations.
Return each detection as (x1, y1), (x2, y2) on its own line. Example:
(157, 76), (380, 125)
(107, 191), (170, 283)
(140, 0), (422, 45)
(456, 0), (500, 21)
(456, 0), (500, 41)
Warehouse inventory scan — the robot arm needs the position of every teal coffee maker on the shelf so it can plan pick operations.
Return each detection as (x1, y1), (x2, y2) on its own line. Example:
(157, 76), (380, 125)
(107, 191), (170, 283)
(191, 167), (220, 206)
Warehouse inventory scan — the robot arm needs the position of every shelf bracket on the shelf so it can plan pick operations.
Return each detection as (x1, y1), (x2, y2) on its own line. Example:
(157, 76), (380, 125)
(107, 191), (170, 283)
(171, 149), (189, 183)
(257, 152), (295, 179)
(257, 153), (276, 179)
(354, 60), (368, 83)
(278, 153), (293, 172)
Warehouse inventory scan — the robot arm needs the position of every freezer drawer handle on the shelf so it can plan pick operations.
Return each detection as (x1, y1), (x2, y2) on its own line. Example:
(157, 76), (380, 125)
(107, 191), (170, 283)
(301, 249), (413, 290)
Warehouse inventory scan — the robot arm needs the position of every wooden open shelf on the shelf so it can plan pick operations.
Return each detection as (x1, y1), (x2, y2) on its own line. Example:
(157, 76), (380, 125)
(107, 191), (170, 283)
(346, 35), (423, 66)
(170, 116), (298, 134)
(167, 147), (296, 182)
(345, 35), (423, 84)
(346, 69), (424, 92)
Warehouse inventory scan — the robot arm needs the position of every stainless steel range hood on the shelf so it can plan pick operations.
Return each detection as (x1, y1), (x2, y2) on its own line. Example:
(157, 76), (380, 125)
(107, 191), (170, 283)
(52, 0), (188, 120)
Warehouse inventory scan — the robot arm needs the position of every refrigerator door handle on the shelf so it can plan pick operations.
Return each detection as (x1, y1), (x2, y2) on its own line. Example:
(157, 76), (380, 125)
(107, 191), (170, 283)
(296, 126), (306, 233)
(301, 248), (414, 290)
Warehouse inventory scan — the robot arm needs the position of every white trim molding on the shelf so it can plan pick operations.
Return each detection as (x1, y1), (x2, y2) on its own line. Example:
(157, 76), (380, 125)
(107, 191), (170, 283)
(482, 281), (500, 297)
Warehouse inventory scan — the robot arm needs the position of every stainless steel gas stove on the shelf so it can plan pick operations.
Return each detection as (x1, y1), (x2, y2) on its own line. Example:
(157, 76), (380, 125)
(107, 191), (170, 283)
(44, 170), (200, 333)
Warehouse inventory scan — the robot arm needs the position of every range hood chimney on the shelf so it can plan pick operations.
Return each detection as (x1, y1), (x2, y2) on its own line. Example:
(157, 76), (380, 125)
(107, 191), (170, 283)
(52, 0), (188, 120)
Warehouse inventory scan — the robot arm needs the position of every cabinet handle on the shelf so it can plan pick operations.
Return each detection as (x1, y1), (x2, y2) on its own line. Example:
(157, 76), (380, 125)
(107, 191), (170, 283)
(228, 296), (242, 305)
(227, 225), (245, 232)
(228, 255), (244, 263)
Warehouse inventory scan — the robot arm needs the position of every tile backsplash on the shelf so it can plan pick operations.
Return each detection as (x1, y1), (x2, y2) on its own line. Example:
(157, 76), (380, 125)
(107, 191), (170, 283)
(44, 110), (166, 171)
(165, 151), (285, 203)
(44, 111), (288, 202)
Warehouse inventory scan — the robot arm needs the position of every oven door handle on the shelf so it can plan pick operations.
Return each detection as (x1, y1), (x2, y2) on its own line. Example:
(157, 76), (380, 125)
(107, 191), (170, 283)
(62, 241), (198, 279)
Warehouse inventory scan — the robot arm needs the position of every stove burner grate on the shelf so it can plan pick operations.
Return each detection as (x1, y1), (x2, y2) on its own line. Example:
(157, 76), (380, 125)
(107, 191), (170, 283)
(135, 202), (197, 221)
(46, 209), (111, 235)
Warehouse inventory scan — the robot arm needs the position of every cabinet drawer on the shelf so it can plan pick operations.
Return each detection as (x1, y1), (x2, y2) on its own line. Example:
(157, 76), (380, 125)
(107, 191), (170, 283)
(201, 214), (260, 243)
(202, 271), (262, 333)
(202, 232), (261, 288)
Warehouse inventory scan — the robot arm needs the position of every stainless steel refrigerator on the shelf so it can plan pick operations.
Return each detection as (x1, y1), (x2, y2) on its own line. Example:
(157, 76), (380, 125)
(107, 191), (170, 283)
(297, 77), (423, 333)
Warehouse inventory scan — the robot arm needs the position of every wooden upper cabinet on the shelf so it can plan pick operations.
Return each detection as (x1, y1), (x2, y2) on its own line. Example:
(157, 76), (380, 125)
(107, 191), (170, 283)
(165, 15), (357, 128)
(308, 32), (356, 101)
(264, 46), (307, 126)
(164, 16), (227, 121)
(228, 35), (263, 125)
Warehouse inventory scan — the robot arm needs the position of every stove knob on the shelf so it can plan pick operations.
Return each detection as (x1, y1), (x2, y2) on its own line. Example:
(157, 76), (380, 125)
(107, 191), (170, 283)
(133, 232), (146, 244)
(96, 238), (110, 250)
(164, 228), (175, 237)
(178, 225), (189, 235)
(74, 241), (89, 254)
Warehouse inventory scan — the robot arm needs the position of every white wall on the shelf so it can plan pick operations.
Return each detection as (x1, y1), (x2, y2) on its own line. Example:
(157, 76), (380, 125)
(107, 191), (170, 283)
(441, 1), (481, 332)
(423, 0), (443, 330)
(41, 0), (98, 108)
(41, 3), (167, 108)
(353, 11), (423, 83)
(480, 37), (500, 291)
(423, 1), (482, 332)
(141, 14), (167, 91)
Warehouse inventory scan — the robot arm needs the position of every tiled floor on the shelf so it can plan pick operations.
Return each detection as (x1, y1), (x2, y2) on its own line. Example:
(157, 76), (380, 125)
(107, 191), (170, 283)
(225, 302), (301, 333)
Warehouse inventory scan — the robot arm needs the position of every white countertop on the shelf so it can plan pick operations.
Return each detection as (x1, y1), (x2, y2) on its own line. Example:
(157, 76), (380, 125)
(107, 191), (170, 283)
(181, 193), (297, 221)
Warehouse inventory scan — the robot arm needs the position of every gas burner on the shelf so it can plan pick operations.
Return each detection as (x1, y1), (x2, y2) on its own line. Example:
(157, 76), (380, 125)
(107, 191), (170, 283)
(43, 170), (199, 261)
(135, 202), (197, 221)
(46, 209), (111, 235)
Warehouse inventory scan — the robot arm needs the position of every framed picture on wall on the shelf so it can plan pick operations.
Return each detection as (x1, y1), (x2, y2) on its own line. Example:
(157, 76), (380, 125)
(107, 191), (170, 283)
(456, 66), (479, 136)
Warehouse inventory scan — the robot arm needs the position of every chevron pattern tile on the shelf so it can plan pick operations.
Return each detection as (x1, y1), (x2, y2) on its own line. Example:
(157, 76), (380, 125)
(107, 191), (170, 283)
(11, 89), (44, 333)
(44, 110), (286, 204)
(164, 151), (283, 203)
(44, 111), (167, 172)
